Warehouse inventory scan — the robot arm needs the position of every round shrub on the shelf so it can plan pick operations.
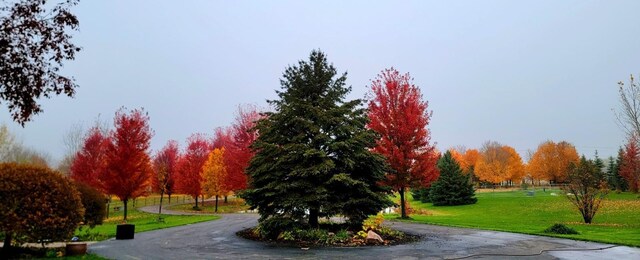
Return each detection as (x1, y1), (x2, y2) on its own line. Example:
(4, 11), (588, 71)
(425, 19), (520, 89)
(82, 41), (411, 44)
(0, 163), (84, 248)
(74, 181), (107, 228)
(544, 223), (578, 235)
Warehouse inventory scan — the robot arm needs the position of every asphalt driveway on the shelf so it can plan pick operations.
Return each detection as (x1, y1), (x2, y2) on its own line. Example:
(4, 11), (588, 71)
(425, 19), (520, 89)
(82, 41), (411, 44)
(89, 213), (639, 259)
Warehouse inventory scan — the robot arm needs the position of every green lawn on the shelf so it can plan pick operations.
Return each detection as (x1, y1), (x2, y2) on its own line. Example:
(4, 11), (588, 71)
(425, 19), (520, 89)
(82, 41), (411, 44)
(75, 196), (220, 241)
(392, 189), (640, 247)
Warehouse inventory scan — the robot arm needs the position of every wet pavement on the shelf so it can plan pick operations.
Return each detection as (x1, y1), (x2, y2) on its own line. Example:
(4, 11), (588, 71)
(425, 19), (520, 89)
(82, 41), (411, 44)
(89, 213), (640, 259)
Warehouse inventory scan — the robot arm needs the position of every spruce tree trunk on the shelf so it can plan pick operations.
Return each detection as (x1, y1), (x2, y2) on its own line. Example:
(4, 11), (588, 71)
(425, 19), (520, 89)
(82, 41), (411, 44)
(123, 199), (129, 221)
(215, 195), (219, 213)
(3, 232), (12, 252)
(309, 207), (319, 227)
(400, 187), (407, 219)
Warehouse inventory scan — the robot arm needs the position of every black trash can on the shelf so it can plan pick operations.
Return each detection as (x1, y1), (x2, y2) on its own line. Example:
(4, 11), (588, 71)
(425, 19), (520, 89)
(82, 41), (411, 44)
(116, 224), (135, 239)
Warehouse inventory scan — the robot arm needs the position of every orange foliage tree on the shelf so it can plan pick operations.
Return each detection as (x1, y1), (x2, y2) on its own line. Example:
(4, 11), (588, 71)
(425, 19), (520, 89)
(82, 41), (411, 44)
(450, 149), (465, 168)
(367, 68), (439, 218)
(101, 108), (153, 221)
(463, 149), (480, 173)
(475, 141), (524, 186)
(527, 140), (579, 184)
(201, 148), (229, 212)
(449, 148), (480, 182)
(503, 146), (525, 184)
(176, 133), (210, 209)
(620, 135), (640, 192)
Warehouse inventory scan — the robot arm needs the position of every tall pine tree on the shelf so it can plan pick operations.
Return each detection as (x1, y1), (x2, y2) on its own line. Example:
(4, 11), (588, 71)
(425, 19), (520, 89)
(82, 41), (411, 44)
(242, 50), (392, 228)
(593, 150), (604, 175)
(430, 151), (477, 206)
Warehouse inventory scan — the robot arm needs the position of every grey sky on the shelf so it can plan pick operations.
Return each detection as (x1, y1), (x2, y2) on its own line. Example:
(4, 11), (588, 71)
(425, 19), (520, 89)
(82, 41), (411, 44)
(2, 0), (639, 164)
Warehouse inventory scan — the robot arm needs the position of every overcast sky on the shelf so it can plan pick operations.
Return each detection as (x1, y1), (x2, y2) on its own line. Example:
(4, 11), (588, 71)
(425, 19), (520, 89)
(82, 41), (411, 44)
(3, 0), (639, 164)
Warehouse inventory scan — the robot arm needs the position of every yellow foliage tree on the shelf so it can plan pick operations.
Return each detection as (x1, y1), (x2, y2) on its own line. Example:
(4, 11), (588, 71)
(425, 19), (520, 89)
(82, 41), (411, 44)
(201, 148), (229, 212)
(527, 141), (579, 183)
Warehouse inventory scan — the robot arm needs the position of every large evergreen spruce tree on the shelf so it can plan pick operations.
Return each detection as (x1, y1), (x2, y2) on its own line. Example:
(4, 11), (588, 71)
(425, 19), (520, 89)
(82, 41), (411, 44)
(242, 50), (392, 229)
(430, 151), (477, 206)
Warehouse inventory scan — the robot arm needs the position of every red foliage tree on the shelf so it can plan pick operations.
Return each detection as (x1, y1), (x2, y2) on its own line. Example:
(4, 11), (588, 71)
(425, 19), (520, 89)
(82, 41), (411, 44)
(212, 127), (232, 150)
(176, 133), (210, 208)
(620, 135), (640, 193)
(224, 105), (262, 192)
(101, 108), (153, 221)
(70, 126), (108, 192)
(152, 140), (180, 214)
(367, 68), (439, 218)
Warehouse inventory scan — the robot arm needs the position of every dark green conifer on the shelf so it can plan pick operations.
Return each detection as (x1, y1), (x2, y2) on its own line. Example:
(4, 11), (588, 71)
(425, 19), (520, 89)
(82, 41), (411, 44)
(430, 151), (477, 206)
(241, 50), (392, 228)
(411, 187), (432, 203)
(607, 149), (629, 191)
(594, 150), (605, 180)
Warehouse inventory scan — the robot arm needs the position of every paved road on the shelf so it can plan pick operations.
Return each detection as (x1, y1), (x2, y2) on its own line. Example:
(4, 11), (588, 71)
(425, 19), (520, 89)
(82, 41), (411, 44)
(89, 213), (640, 259)
(138, 204), (219, 216)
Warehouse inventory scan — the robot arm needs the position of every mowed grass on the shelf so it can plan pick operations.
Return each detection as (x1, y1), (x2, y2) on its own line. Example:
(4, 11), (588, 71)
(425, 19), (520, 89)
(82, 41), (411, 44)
(167, 197), (250, 213)
(75, 195), (220, 241)
(393, 189), (640, 247)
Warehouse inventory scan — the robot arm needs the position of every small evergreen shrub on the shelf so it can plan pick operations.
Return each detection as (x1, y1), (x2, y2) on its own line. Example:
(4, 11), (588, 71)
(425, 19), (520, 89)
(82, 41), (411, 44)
(544, 224), (578, 235)
(334, 229), (349, 242)
(294, 228), (327, 242)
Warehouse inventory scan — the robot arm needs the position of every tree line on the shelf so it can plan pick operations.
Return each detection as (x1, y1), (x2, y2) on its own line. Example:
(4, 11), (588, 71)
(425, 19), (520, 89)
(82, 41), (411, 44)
(446, 140), (637, 193)
(68, 105), (262, 219)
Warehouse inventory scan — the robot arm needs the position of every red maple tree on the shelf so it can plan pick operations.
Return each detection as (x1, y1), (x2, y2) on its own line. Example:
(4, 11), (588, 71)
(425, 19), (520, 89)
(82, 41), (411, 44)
(367, 68), (439, 218)
(620, 135), (640, 193)
(212, 127), (232, 150)
(101, 108), (153, 221)
(224, 105), (262, 192)
(70, 126), (108, 192)
(176, 133), (210, 208)
(152, 140), (180, 214)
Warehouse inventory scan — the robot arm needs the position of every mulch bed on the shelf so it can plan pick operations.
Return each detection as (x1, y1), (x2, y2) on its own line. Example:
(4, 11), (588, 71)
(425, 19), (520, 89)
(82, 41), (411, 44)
(236, 227), (421, 248)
